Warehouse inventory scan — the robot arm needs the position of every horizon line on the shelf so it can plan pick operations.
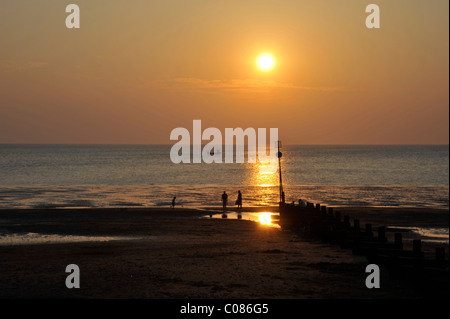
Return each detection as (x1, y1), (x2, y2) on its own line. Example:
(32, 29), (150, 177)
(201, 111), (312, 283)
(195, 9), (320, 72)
(0, 143), (448, 146)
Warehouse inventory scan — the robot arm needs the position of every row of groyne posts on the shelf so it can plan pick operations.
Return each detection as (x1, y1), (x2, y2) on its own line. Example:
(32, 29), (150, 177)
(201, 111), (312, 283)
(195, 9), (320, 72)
(279, 201), (449, 293)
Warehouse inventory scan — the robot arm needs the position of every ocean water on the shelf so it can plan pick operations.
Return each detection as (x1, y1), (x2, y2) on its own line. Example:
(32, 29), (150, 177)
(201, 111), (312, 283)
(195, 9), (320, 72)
(0, 144), (448, 209)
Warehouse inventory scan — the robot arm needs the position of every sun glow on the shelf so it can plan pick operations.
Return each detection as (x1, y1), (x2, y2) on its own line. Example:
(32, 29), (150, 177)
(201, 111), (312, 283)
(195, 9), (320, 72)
(256, 53), (276, 71)
(258, 213), (272, 225)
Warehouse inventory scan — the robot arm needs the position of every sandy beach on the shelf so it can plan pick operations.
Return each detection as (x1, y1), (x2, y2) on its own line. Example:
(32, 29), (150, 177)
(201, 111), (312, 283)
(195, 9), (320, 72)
(0, 206), (447, 299)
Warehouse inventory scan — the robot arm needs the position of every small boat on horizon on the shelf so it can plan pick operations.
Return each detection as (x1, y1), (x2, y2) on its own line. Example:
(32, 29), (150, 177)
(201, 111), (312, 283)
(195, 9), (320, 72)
(210, 148), (221, 156)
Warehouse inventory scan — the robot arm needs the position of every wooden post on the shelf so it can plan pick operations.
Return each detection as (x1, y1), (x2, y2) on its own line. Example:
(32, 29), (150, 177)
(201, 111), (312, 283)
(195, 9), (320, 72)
(365, 224), (373, 237)
(413, 239), (422, 256)
(436, 247), (445, 262)
(335, 211), (341, 222)
(353, 219), (360, 232)
(343, 215), (350, 228)
(316, 203), (321, 210)
(377, 226), (386, 242)
(394, 233), (403, 249)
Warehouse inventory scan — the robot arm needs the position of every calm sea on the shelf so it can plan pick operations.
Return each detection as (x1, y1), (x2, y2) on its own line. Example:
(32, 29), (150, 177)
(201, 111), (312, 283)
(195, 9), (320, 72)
(0, 144), (448, 210)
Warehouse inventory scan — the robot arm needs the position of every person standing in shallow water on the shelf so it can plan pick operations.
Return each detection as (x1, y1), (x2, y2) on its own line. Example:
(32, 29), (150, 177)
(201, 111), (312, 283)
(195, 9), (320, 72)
(236, 190), (242, 210)
(171, 196), (176, 209)
(222, 191), (228, 212)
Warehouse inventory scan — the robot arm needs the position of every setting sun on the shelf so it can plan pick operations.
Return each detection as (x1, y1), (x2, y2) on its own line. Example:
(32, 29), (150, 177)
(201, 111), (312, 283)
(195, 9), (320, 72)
(256, 53), (276, 71)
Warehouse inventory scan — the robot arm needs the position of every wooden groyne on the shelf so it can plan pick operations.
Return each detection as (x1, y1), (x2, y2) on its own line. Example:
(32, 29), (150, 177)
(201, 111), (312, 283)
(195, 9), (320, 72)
(279, 202), (449, 294)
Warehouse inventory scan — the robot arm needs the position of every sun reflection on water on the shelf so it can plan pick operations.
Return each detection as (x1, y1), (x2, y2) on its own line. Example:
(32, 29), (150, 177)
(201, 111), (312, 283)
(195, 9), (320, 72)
(206, 211), (280, 228)
(253, 162), (278, 187)
(248, 162), (279, 206)
(258, 212), (273, 225)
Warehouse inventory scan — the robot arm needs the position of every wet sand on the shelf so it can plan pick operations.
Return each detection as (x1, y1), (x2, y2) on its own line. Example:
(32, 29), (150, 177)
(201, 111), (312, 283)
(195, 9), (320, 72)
(0, 207), (448, 299)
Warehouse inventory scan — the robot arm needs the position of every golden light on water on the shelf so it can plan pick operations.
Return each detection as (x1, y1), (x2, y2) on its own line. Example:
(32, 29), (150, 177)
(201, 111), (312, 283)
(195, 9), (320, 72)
(210, 212), (279, 228)
(258, 213), (273, 225)
(254, 162), (278, 187)
(247, 161), (279, 206)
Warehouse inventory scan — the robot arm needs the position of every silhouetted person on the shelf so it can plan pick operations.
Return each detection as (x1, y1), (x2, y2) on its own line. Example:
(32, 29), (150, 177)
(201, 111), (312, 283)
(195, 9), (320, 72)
(171, 196), (176, 209)
(236, 190), (242, 210)
(222, 191), (228, 212)
(299, 199), (306, 207)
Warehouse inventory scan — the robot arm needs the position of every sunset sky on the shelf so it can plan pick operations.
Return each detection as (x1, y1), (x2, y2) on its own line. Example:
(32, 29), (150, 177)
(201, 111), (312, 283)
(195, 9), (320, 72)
(0, 0), (448, 144)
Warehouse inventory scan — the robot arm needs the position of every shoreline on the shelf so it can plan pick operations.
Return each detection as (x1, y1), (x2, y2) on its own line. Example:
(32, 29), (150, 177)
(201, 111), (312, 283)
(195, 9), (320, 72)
(0, 206), (448, 298)
(1, 205), (447, 226)
(1, 206), (448, 245)
(1, 184), (448, 211)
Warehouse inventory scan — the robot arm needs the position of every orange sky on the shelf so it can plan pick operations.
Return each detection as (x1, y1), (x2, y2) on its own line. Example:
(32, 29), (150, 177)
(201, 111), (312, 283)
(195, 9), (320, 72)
(0, 0), (448, 144)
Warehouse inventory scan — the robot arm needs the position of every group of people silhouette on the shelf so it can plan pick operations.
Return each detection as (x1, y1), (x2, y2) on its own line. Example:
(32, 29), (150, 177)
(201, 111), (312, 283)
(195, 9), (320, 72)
(221, 190), (242, 211)
(170, 191), (243, 211)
